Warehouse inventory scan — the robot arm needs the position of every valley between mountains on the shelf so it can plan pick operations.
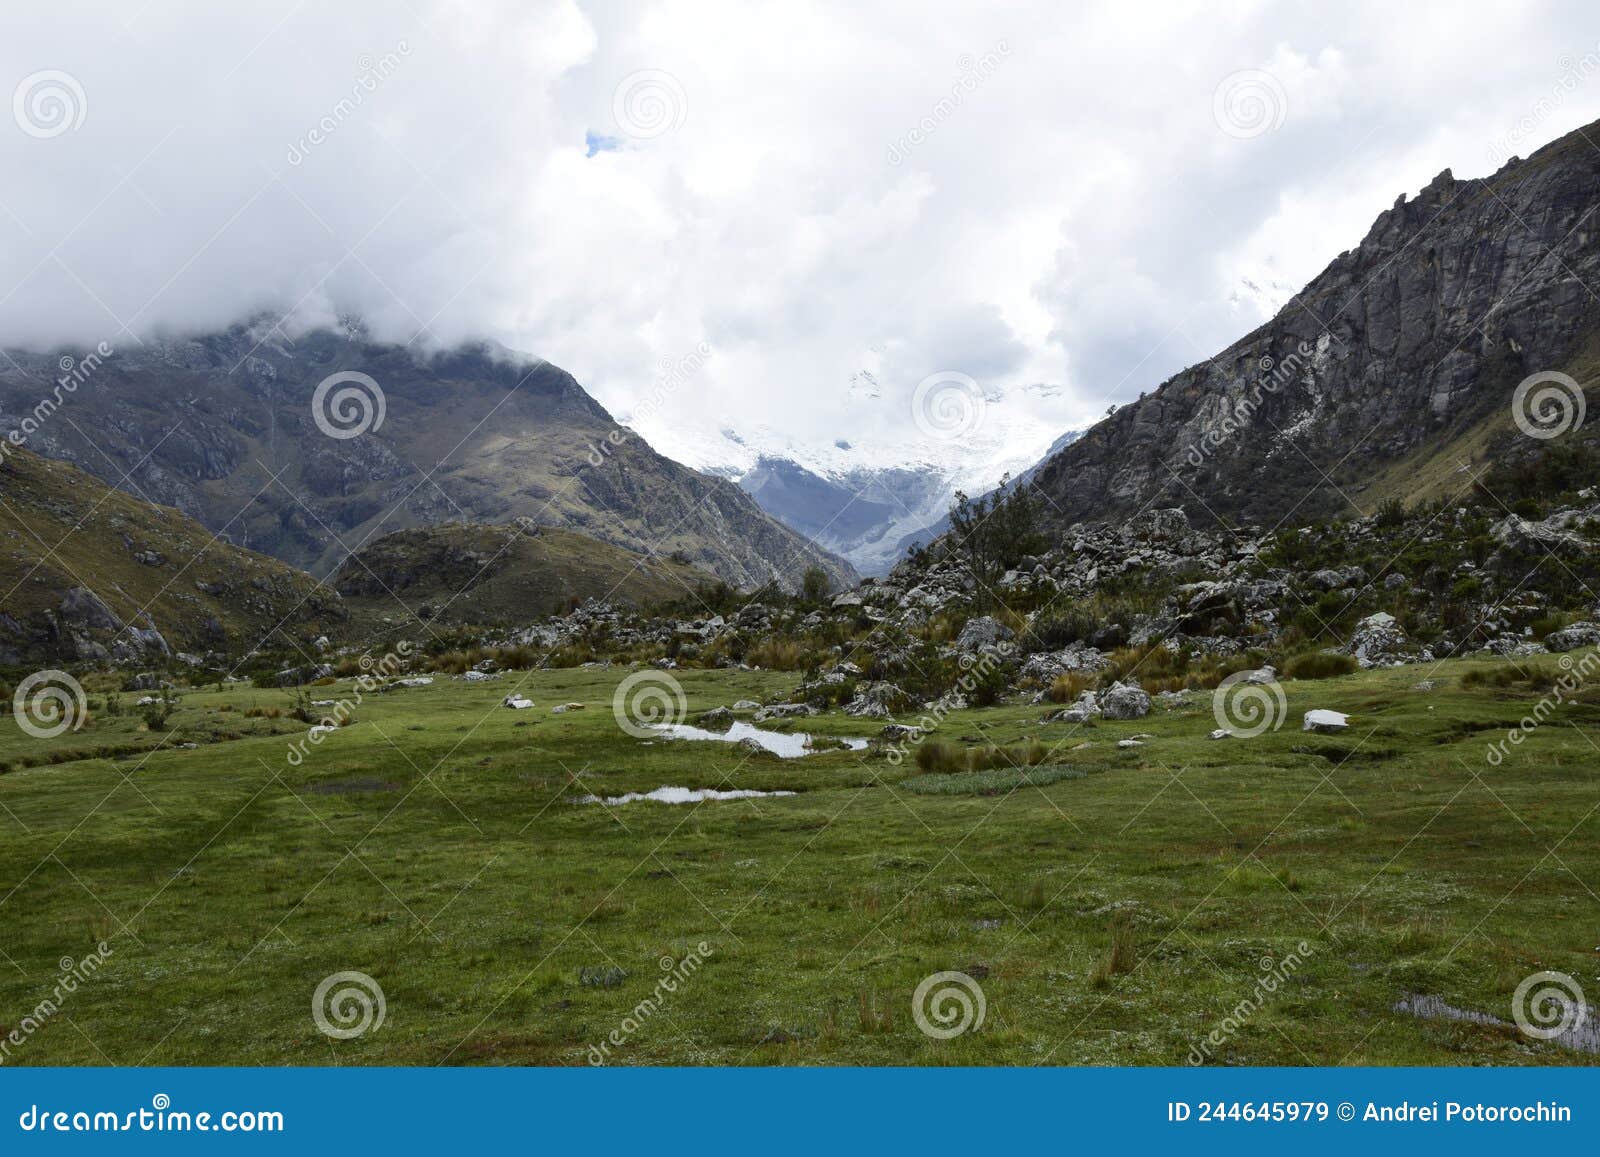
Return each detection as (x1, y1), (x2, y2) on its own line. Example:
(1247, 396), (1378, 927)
(4, 118), (1600, 1068)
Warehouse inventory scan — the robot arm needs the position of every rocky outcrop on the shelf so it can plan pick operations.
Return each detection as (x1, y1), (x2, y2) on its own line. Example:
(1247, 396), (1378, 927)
(1028, 122), (1600, 532)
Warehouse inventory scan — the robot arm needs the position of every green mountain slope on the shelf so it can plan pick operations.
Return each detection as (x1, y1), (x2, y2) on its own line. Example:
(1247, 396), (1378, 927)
(0, 447), (344, 667)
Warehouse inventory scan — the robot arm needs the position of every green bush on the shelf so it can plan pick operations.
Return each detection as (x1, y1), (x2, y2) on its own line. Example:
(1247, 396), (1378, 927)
(1284, 651), (1358, 680)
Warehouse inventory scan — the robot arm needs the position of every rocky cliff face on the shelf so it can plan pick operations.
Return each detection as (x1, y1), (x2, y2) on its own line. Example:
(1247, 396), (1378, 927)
(0, 322), (857, 594)
(1030, 120), (1600, 529)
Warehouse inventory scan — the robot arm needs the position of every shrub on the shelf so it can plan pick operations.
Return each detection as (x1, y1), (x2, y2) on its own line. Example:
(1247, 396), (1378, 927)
(140, 688), (180, 731)
(1048, 672), (1095, 703)
(800, 566), (831, 604)
(1031, 608), (1101, 650)
(1374, 496), (1406, 528)
(915, 740), (963, 774)
(914, 739), (1047, 775)
(1284, 651), (1358, 680)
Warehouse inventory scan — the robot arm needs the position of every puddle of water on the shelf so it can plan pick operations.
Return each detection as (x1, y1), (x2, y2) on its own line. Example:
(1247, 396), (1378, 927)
(1394, 993), (1600, 1054)
(574, 785), (798, 806)
(652, 720), (867, 758)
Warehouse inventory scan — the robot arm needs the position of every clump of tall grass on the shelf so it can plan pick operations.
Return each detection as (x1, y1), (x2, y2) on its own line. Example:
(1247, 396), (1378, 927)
(1283, 651), (1358, 680)
(1460, 663), (1555, 691)
(914, 739), (1048, 774)
(1089, 917), (1138, 989)
(1047, 672), (1096, 703)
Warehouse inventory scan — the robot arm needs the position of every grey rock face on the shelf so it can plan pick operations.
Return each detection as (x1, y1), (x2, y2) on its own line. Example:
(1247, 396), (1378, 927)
(1027, 128), (1600, 532)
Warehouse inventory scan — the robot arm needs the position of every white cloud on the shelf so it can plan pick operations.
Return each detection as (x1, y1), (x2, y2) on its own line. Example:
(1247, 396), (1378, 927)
(2, 0), (1599, 471)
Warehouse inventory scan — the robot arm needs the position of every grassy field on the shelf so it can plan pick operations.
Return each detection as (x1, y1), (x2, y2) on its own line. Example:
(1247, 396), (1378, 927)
(1, 655), (1597, 1066)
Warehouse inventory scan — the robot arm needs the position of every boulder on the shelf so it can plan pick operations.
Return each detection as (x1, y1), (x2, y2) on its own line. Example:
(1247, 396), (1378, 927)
(1346, 611), (1409, 667)
(1099, 681), (1151, 720)
(754, 703), (817, 722)
(843, 681), (908, 718)
(1545, 621), (1600, 653)
(1303, 709), (1349, 733)
(698, 706), (734, 728)
(1307, 566), (1366, 592)
(955, 615), (1014, 651)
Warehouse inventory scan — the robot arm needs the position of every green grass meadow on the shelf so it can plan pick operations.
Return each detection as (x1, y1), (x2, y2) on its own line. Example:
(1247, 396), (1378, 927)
(1, 657), (1596, 1066)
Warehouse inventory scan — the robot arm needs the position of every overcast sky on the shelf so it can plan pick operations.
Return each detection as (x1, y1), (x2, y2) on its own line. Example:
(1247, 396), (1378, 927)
(3, 1), (1600, 466)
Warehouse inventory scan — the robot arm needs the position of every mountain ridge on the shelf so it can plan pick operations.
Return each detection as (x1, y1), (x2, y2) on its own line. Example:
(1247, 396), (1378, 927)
(0, 322), (857, 594)
(1025, 119), (1600, 531)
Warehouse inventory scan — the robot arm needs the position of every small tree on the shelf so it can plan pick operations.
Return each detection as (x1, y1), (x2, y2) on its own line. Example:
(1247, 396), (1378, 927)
(947, 474), (1047, 603)
(140, 687), (181, 732)
(800, 566), (831, 604)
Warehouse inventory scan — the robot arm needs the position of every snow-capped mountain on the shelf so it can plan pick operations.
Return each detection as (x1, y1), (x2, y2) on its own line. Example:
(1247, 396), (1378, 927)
(627, 383), (1076, 575)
